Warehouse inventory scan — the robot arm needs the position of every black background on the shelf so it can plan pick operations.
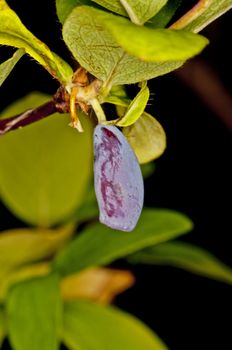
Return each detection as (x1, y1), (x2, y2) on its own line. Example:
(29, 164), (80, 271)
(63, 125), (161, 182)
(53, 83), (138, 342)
(0, 1), (232, 349)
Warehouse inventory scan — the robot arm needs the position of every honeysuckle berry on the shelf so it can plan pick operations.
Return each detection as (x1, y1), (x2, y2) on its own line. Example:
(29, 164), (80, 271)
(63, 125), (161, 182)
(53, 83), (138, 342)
(94, 124), (144, 232)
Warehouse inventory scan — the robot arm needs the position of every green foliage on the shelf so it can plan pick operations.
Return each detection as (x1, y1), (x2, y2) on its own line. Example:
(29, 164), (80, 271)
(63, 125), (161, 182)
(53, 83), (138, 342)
(73, 183), (99, 224)
(116, 83), (150, 127)
(123, 112), (166, 164)
(91, 0), (127, 16)
(0, 226), (73, 279)
(53, 209), (193, 276)
(56, 0), (180, 28)
(62, 6), (184, 85)
(103, 85), (131, 106)
(0, 0), (72, 84)
(63, 301), (168, 350)
(141, 162), (156, 178)
(171, 0), (232, 33)
(0, 93), (93, 227)
(0, 307), (5, 346)
(129, 241), (232, 285)
(0, 49), (24, 87)
(0, 263), (51, 302)
(118, 0), (168, 25)
(56, 0), (92, 24)
(0, 1), (231, 350)
(64, 5), (208, 62)
(6, 274), (62, 350)
(105, 85), (166, 163)
(87, 7), (208, 61)
(147, 0), (181, 28)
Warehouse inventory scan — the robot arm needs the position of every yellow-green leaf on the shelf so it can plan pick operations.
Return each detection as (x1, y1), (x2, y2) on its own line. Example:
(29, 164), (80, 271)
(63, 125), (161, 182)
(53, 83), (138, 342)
(0, 226), (74, 279)
(56, 0), (92, 24)
(0, 263), (51, 301)
(92, 0), (127, 16)
(104, 88), (166, 162)
(147, 0), (181, 28)
(0, 92), (93, 227)
(103, 85), (130, 106)
(7, 274), (62, 350)
(0, 48), (24, 87)
(62, 301), (168, 350)
(120, 0), (168, 25)
(116, 84), (150, 127)
(0, 307), (4, 346)
(171, 0), (232, 33)
(0, 0), (72, 84)
(53, 209), (193, 276)
(123, 112), (166, 164)
(73, 182), (99, 224)
(62, 5), (184, 85)
(141, 162), (156, 178)
(129, 241), (232, 285)
(90, 7), (209, 61)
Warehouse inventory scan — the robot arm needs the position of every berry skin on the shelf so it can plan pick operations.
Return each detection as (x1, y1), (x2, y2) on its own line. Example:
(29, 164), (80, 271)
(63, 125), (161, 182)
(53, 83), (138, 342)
(94, 124), (144, 232)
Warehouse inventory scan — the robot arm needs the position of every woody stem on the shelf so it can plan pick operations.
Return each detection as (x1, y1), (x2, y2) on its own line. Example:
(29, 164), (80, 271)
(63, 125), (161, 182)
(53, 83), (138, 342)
(0, 100), (58, 136)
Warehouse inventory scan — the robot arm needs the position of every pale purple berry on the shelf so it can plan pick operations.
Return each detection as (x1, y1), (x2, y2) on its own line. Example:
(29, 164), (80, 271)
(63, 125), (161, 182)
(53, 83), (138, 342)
(93, 124), (144, 232)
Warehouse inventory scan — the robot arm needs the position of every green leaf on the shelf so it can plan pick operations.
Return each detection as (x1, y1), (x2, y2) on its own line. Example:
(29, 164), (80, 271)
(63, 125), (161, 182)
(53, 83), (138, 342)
(147, 0), (182, 28)
(104, 89), (166, 162)
(123, 112), (166, 164)
(92, 0), (127, 16)
(56, 0), (92, 24)
(0, 226), (74, 279)
(141, 162), (156, 178)
(63, 5), (184, 85)
(103, 85), (131, 106)
(63, 301), (168, 350)
(6, 274), (62, 350)
(53, 208), (193, 276)
(120, 0), (168, 25)
(129, 241), (232, 285)
(88, 7), (209, 61)
(116, 84), (150, 127)
(0, 92), (93, 227)
(171, 0), (232, 33)
(116, 104), (127, 118)
(74, 182), (99, 223)
(0, 48), (24, 87)
(0, 262), (51, 302)
(0, 0), (72, 84)
(104, 87), (129, 120)
(0, 306), (5, 346)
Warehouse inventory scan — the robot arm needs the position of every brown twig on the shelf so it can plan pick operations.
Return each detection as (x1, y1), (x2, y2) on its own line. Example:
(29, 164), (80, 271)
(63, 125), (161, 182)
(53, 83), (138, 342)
(0, 100), (59, 136)
(175, 59), (232, 131)
(170, 0), (210, 32)
(0, 85), (72, 136)
(0, 68), (96, 136)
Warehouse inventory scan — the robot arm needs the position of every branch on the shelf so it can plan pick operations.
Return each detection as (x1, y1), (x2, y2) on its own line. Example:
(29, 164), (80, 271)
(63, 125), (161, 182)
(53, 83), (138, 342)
(170, 0), (232, 33)
(0, 100), (58, 135)
(0, 72), (94, 136)
(170, 0), (210, 31)
(175, 59), (232, 131)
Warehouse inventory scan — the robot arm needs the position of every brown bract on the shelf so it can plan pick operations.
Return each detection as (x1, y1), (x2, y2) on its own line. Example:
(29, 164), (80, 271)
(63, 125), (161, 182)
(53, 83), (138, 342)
(61, 267), (135, 304)
(0, 66), (102, 135)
